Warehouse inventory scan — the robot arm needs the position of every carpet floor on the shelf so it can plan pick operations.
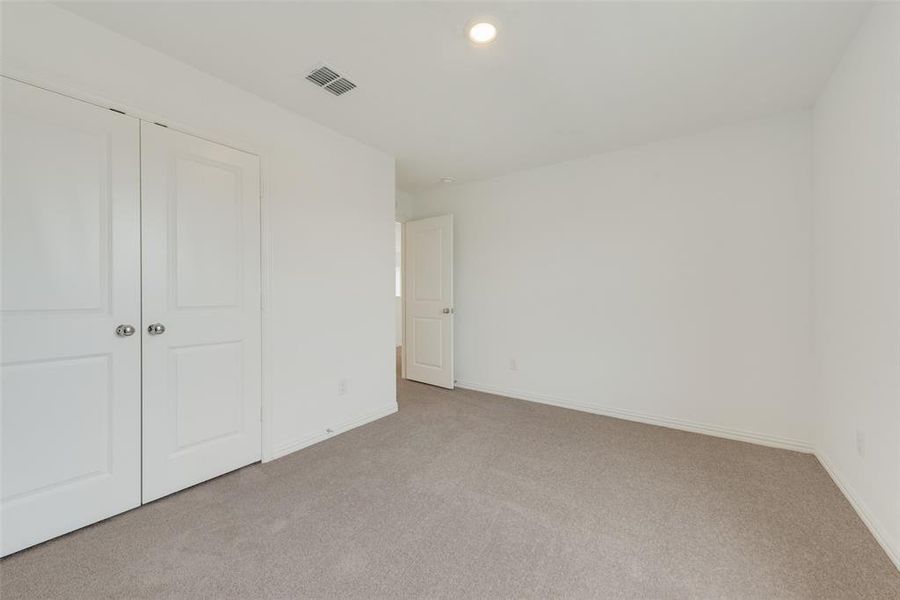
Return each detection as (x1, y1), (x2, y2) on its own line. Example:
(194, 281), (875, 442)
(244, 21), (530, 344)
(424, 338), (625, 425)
(2, 360), (899, 599)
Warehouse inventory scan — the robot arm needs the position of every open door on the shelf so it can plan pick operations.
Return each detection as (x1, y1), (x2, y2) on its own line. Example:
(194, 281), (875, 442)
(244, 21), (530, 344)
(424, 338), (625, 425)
(404, 215), (454, 388)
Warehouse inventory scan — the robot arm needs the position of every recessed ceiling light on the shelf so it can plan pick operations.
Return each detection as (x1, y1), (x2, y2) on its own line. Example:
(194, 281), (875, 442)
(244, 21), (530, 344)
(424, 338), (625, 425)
(468, 21), (497, 45)
(440, 177), (455, 184)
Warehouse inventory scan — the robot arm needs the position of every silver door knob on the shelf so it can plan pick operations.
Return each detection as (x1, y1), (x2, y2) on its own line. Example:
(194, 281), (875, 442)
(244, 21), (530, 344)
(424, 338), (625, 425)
(115, 324), (136, 337)
(147, 323), (166, 335)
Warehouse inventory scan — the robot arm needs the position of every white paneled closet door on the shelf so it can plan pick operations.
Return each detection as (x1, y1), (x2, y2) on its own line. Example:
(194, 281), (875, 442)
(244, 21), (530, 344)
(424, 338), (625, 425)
(1, 78), (142, 556)
(140, 123), (262, 503)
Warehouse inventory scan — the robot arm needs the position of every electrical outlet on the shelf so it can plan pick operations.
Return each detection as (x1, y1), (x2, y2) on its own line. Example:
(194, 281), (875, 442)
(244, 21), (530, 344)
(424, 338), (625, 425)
(509, 358), (518, 371)
(338, 378), (349, 396)
(856, 430), (866, 458)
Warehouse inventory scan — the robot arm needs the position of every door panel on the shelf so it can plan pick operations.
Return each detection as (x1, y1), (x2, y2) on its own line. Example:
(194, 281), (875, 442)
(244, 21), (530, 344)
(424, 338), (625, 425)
(172, 156), (242, 307)
(141, 123), (261, 503)
(170, 341), (243, 452)
(3, 356), (112, 499)
(412, 317), (443, 367)
(1, 77), (141, 556)
(404, 215), (454, 388)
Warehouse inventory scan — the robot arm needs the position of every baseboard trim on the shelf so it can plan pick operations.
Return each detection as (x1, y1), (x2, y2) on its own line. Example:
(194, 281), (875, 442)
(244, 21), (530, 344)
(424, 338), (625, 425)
(265, 402), (398, 462)
(814, 450), (900, 571)
(456, 380), (813, 453)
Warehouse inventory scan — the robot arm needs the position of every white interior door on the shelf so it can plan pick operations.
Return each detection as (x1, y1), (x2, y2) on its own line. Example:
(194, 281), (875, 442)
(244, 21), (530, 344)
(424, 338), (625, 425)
(404, 215), (454, 388)
(1, 78), (141, 556)
(140, 123), (261, 503)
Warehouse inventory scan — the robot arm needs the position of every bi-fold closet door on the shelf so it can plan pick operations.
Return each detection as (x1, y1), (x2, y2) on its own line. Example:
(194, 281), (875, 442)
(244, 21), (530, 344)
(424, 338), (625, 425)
(1, 78), (262, 556)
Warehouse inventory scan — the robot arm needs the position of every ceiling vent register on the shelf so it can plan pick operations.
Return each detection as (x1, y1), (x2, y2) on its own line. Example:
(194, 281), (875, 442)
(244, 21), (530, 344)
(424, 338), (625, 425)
(305, 65), (357, 96)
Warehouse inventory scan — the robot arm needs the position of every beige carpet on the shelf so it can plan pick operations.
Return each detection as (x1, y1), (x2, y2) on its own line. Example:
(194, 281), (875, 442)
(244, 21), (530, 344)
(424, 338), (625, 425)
(2, 361), (899, 599)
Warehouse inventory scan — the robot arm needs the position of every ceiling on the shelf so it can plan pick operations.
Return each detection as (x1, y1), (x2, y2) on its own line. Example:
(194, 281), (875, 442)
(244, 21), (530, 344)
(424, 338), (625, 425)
(62, 1), (869, 191)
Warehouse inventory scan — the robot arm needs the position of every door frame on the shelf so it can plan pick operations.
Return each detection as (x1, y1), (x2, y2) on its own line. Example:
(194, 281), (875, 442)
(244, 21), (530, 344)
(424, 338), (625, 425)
(0, 73), (272, 462)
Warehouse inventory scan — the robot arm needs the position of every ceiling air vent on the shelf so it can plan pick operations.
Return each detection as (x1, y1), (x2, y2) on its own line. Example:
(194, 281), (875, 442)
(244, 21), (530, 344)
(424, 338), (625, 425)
(305, 65), (356, 97)
(324, 78), (356, 96)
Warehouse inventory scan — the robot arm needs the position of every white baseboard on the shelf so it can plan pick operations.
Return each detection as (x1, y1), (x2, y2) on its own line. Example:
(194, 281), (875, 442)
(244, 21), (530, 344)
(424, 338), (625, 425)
(457, 379), (900, 573)
(814, 450), (900, 571)
(265, 402), (398, 462)
(456, 380), (813, 453)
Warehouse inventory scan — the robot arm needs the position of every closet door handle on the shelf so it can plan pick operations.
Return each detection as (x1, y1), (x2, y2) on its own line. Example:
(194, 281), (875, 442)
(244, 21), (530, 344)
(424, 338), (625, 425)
(147, 323), (166, 335)
(115, 324), (136, 337)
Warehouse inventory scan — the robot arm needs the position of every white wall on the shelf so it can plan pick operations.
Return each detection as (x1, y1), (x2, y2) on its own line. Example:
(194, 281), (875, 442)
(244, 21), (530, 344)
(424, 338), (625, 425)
(412, 112), (814, 450)
(395, 189), (415, 223)
(812, 3), (900, 568)
(0, 1), (397, 461)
